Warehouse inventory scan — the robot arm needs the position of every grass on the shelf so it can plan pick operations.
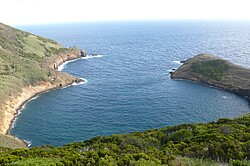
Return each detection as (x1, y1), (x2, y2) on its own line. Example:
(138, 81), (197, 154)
(0, 135), (25, 149)
(0, 22), (68, 105)
(0, 49), (47, 103)
(191, 60), (229, 81)
(18, 34), (61, 61)
(0, 22), (75, 148)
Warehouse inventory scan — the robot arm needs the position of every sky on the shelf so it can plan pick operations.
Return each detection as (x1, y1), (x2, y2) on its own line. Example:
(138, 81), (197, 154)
(1, 0), (250, 25)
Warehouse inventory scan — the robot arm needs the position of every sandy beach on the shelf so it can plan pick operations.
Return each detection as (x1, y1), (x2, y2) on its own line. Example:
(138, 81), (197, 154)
(0, 49), (82, 144)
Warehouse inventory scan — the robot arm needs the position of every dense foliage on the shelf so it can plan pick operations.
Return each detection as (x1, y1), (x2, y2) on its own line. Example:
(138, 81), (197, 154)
(0, 115), (249, 165)
(191, 60), (229, 81)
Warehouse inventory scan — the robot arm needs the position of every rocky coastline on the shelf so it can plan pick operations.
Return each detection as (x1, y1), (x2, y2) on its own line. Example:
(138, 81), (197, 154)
(0, 48), (83, 146)
(171, 54), (250, 103)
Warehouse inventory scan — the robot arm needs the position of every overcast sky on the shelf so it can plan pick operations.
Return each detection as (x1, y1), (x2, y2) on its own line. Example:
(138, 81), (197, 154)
(1, 0), (250, 25)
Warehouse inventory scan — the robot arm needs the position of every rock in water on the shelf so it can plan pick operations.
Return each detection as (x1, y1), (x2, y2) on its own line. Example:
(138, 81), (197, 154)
(80, 50), (87, 57)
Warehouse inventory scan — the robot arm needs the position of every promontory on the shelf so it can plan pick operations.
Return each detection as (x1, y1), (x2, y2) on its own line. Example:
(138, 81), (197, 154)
(0, 22), (82, 148)
(171, 54), (250, 101)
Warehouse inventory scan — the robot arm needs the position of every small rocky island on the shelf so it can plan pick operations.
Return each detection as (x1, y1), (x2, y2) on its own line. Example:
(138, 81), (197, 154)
(171, 54), (250, 102)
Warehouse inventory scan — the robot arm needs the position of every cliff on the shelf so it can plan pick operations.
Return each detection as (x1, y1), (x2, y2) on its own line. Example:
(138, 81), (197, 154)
(0, 22), (82, 148)
(171, 54), (250, 101)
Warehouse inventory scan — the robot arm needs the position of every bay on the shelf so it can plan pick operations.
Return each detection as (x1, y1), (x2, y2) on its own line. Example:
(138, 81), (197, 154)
(12, 21), (250, 146)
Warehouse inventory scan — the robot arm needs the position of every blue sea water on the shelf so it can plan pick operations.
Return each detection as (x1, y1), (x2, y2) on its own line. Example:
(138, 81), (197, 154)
(12, 21), (250, 147)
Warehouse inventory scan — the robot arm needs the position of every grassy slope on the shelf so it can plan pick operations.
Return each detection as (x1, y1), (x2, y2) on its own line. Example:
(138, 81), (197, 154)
(0, 135), (25, 149)
(0, 22), (66, 104)
(0, 115), (249, 165)
(0, 22), (76, 148)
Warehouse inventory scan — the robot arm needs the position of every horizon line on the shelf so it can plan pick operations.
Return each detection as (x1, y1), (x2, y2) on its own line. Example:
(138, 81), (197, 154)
(7, 18), (250, 27)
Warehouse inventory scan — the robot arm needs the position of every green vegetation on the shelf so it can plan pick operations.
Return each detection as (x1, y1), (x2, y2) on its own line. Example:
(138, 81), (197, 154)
(18, 34), (67, 62)
(171, 54), (250, 104)
(0, 115), (249, 165)
(0, 23), (249, 165)
(0, 22), (70, 105)
(191, 60), (229, 81)
(0, 22), (77, 148)
(9, 158), (62, 166)
(0, 23), (76, 104)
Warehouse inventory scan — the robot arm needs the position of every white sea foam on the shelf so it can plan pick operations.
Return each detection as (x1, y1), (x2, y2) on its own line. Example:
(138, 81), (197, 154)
(60, 85), (70, 89)
(81, 54), (104, 60)
(72, 78), (88, 86)
(58, 55), (104, 71)
(92, 54), (104, 58)
(58, 59), (80, 71)
(30, 95), (38, 101)
(222, 96), (227, 99)
(60, 78), (87, 89)
(11, 95), (41, 129)
(173, 60), (182, 65)
(23, 140), (32, 147)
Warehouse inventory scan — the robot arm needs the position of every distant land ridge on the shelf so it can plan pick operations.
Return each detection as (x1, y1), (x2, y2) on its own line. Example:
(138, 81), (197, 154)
(171, 54), (250, 102)
(0, 22), (82, 148)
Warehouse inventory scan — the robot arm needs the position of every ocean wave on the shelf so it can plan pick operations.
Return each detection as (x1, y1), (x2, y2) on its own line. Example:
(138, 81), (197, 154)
(58, 59), (80, 71)
(81, 54), (104, 60)
(23, 139), (32, 147)
(60, 78), (87, 89)
(58, 55), (104, 71)
(72, 78), (88, 86)
(22, 96), (39, 110)
(173, 60), (182, 65)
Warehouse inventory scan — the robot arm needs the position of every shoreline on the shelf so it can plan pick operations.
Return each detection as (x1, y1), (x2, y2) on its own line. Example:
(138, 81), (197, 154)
(171, 76), (250, 102)
(5, 82), (76, 147)
(0, 49), (83, 147)
(6, 83), (65, 135)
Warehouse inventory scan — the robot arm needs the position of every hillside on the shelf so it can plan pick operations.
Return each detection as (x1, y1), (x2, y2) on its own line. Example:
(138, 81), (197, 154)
(171, 54), (250, 102)
(0, 115), (249, 165)
(0, 22), (79, 106)
(0, 24), (249, 165)
(0, 22), (81, 147)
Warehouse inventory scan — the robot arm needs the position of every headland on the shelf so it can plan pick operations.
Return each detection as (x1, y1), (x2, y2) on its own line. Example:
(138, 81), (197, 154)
(0, 22), (83, 148)
(171, 54), (250, 102)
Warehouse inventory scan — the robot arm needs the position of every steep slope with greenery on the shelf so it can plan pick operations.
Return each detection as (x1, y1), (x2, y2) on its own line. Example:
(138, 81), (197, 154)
(0, 22), (81, 147)
(0, 22), (76, 105)
(171, 54), (250, 101)
(0, 115), (249, 165)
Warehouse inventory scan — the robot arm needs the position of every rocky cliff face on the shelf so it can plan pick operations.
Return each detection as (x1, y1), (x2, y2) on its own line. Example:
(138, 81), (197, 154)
(44, 47), (82, 87)
(171, 54), (250, 101)
(45, 47), (80, 69)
